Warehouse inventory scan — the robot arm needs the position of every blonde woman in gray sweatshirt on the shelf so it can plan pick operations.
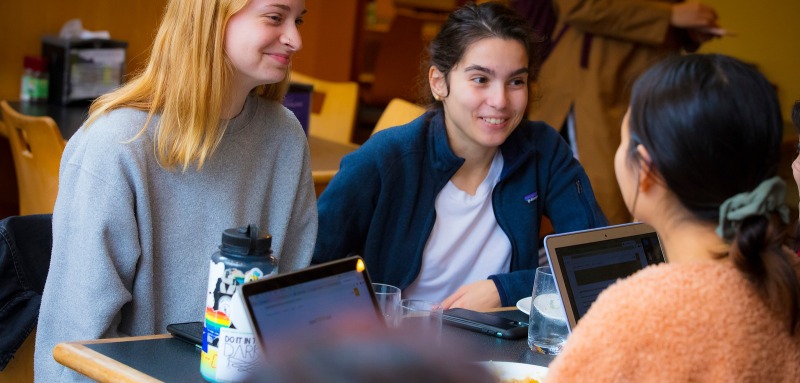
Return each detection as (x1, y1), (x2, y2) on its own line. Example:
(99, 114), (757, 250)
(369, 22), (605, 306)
(34, 0), (316, 381)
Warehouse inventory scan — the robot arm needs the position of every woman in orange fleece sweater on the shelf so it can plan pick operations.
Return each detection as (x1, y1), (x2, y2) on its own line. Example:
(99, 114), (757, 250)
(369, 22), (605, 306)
(546, 54), (800, 381)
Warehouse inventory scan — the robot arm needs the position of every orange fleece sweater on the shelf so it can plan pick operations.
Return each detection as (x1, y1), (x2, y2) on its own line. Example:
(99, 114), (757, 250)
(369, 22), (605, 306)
(546, 262), (800, 382)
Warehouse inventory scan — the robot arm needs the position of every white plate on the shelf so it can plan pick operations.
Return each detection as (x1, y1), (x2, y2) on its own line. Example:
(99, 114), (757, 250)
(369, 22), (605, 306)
(516, 296), (532, 316)
(479, 361), (548, 382)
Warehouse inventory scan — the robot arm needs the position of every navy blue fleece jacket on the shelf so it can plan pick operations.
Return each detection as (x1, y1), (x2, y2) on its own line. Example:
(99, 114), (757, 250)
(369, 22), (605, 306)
(313, 110), (607, 306)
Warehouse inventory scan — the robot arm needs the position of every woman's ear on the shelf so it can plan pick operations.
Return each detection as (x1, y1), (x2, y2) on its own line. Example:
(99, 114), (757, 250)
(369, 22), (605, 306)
(636, 144), (658, 192)
(429, 66), (446, 100)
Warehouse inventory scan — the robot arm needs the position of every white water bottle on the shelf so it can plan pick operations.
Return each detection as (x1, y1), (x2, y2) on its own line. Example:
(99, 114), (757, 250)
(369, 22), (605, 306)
(200, 224), (276, 383)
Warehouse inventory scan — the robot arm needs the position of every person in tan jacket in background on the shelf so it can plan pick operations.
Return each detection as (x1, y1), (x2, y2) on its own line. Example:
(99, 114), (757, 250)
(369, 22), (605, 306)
(530, 0), (724, 224)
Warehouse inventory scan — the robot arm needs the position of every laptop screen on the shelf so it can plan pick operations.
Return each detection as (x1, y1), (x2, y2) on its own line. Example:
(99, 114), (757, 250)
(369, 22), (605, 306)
(241, 257), (384, 356)
(556, 232), (663, 321)
(545, 223), (666, 329)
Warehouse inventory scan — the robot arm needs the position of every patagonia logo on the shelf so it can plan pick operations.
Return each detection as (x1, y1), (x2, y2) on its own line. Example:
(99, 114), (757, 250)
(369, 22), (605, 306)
(524, 192), (538, 203)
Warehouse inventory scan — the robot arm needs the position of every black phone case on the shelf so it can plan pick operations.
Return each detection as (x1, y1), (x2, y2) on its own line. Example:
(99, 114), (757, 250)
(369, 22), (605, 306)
(166, 321), (204, 346)
(442, 308), (528, 339)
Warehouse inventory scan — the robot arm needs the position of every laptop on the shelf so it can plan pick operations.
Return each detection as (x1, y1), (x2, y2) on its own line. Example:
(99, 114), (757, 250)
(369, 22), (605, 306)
(239, 256), (385, 356)
(544, 222), (667, 330)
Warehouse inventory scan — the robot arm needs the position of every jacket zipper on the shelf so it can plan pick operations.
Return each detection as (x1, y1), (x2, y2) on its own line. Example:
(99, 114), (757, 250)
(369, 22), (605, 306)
(492, 181), (519, 267)
(576, 178), (596, 227)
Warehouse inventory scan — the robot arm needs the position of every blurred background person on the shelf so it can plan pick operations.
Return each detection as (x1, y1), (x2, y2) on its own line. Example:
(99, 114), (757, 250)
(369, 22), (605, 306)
(530, 0), (725, 224)
(508, 0), (558, 76)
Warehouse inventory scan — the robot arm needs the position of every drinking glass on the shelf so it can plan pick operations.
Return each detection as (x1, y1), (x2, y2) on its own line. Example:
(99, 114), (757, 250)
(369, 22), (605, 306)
(372, 283), (401, 328)
(399, 299), (443, 344)
(527, 266), (569, 355)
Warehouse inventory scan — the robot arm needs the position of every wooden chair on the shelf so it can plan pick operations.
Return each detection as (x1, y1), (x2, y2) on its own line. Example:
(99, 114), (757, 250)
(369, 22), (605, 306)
(290, 72), (359, 145)
(371, 98), (426, 136)
(0, 101), (65, 215)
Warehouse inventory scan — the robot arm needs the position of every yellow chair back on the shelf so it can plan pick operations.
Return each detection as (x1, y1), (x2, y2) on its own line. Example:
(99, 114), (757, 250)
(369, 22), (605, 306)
(291, 72), (359, 145)
(372, 98), (426, 136)
(0, 101), (65, 215)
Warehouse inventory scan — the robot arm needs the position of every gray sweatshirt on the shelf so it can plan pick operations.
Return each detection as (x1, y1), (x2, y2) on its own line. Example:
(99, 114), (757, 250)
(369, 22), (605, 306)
(34, 96), (317, 382)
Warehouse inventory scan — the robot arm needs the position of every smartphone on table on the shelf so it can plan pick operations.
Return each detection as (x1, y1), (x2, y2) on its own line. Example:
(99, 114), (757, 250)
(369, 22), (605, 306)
(166, 321), (204, 347)
(442, 308), (528, 339)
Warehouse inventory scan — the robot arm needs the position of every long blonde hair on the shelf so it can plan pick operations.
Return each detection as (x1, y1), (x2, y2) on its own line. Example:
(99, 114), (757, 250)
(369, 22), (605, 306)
(85, 0), (289, 170)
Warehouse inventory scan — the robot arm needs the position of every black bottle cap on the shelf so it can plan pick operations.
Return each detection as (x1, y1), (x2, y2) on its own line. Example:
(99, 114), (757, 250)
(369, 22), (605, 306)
(220, 224), (272, 256)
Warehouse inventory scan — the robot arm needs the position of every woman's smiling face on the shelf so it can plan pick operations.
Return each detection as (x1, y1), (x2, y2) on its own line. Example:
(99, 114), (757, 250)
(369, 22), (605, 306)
(224, 0), (306, 94)
(430, 37), (529, 156)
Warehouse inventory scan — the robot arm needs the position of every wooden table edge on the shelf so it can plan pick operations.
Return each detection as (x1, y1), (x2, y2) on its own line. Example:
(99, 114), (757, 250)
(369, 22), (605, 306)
(53, 334), (172, 383)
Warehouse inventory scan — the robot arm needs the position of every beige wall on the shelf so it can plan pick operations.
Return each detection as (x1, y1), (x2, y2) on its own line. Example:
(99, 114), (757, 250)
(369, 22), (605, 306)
(0, 0), (356, 102)
(698, 0), (800, 123)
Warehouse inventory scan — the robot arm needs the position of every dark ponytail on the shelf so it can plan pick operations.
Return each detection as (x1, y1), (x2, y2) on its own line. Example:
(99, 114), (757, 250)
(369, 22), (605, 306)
(730, 214), (799, 332)
(628, 54), (800, 333)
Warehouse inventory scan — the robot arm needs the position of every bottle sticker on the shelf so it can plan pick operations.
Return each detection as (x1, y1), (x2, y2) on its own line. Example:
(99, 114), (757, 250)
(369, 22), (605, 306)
(202, 260), (266, 381)
(215, 327), (261, 381)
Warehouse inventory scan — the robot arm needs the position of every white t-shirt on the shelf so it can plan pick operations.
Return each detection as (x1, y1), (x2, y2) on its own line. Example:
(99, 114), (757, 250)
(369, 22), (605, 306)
(404, 152), (512, 303)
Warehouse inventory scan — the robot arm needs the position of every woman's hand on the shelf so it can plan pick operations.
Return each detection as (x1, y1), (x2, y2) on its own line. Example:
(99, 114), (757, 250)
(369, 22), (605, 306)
(441, 280), (501, 311)
(671, 2), (718, 29)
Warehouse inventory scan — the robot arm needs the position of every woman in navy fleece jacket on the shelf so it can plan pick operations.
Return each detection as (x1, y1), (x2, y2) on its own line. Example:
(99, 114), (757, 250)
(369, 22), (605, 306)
(314, 2), (607, 311)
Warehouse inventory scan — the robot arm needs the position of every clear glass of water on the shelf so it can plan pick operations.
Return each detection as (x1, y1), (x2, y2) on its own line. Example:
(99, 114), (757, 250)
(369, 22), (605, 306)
(528, 266), (569, 355)
(372, 283), (401, 328)
(399, 299), (443, 345)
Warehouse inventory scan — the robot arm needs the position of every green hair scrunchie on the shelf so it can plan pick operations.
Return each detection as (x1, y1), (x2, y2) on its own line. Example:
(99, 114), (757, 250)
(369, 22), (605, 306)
(716, 176), (790, 241)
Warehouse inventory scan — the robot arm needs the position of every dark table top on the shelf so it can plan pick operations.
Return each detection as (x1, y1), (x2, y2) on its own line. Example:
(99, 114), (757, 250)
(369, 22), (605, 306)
(71, 310), (552, 382)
